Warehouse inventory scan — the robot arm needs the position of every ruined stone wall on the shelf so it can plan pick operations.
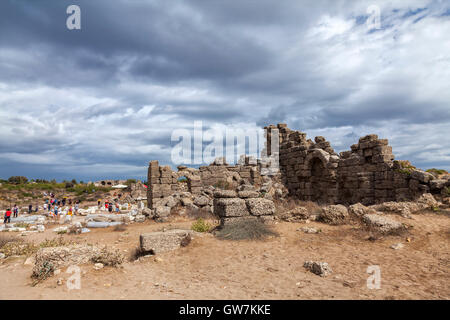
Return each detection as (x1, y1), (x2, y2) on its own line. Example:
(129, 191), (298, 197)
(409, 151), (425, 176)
(147, 158), (263, 209)
(147, 124), (446, 210)
(275, 123), (339, 204)
(272, 123), (442, 205)
(337, 134), (395, 205)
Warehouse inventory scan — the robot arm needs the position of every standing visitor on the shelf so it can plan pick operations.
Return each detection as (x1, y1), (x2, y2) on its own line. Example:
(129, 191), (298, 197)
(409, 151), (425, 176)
(115, 202), (120, 214)
(54, 205), (59, 221)
(4, 209), (12, 224)
(74, 203), (79, 215)
(13, 204), (18, 218)
(28, 204), (32, 214)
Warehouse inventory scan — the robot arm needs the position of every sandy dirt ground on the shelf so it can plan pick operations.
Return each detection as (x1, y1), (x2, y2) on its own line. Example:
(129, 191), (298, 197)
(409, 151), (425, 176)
(0, 212), (449, 300)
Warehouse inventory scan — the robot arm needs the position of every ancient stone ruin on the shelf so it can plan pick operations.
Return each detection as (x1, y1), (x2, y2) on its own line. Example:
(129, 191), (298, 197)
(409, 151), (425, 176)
(146, 123), (449, 223)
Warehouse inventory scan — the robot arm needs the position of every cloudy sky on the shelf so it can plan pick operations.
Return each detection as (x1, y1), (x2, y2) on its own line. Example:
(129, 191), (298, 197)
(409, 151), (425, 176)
(0, 0), (449, 181)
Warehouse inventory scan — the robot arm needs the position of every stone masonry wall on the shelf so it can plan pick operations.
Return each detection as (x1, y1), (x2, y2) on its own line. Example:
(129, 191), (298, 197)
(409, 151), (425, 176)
(148, 123), (447, 210)
(147, 158), (263, 209)
(271, 123), (444, 205)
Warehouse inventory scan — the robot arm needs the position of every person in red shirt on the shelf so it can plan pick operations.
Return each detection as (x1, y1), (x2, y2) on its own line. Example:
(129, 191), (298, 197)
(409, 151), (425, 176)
(4, 209), (12, 224)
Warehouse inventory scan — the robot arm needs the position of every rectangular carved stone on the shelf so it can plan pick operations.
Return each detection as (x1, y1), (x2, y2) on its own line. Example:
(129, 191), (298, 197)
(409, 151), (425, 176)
(214, 198), (249, 217)
(140, 230), (193, 254)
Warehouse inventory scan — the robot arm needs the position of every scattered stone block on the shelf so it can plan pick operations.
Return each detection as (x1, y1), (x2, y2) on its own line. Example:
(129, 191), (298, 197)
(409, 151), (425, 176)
(320, 205), (348, 225)
(140, 229), (193, 254)
(362, 214), (405, 234)
(245, 198), (275, 216)
(214, 198), (249, 217)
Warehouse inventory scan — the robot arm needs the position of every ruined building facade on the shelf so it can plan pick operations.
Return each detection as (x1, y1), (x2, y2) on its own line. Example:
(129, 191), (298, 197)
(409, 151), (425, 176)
(270, 123), (439, 205)
(148, 123), (444, 209)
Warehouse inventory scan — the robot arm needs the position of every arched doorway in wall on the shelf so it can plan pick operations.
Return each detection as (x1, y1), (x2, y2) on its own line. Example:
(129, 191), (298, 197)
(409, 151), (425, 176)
(308, 157), (330, 204)
(177, 175), (190, 193)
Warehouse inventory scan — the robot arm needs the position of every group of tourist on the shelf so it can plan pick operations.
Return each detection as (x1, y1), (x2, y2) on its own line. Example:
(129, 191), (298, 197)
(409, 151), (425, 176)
(2, 192), (126, 224)
(97, 198), (121, 213)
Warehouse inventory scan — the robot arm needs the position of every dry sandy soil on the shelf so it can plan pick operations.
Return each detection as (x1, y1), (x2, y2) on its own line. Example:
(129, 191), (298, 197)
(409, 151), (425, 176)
(0, 211), (449, 300)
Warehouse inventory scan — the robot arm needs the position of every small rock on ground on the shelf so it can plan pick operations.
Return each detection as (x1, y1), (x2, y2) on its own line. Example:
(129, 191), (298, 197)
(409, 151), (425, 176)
(304, 261), (333, 277)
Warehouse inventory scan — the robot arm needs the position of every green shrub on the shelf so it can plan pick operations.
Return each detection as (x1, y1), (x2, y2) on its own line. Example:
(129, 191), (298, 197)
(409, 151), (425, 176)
(398, 169), (412, 175)
(126, 179), (137, 185)
(0, 241), (38, 257)
(65, 182), (74, 189)
(14, 222), (30, 229)
(191, 218), (212, 233)
(21, 192), (33, 198)
(8, 176), (28, 184)
(39, 237), (72, 248)
(215, 219), (278, 241)
(426, 168), (448, 176)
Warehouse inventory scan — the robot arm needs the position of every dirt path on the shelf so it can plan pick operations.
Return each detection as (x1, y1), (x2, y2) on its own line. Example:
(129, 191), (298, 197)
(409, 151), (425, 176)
(0, 212), (449, 300)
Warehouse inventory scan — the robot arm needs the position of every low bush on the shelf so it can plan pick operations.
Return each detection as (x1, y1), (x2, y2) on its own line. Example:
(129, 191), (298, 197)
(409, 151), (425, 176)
(39, 237), (71, 248)
(426, 168), (448, 175)
(13, 222), (30, 229)
(215, 219), (278, 241)
(0, 241), (37, 257)
(91, 246), (124, 267)
(0, 234), (18, 249)
(191, 218), (212, 233)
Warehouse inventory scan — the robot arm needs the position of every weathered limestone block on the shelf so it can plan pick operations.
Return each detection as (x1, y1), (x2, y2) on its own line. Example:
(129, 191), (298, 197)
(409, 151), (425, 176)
(33, 245), (124, 277)
(155, 206), (171, 219)
(149, 160), (160, 178)
(193, 195), (209, 207)
(410, 169), (435, 184)
(319, 205), (349, 225)
(279, 206), (310, 222)
(348, 203), (377, 217)
(140, 230), (192, 254)
(214, 198), (249, 217)
(362, 214), (405, 234)
(245, 198), (275, 216)
(238, 191), (260, 198)
(214, 190), (238, 198)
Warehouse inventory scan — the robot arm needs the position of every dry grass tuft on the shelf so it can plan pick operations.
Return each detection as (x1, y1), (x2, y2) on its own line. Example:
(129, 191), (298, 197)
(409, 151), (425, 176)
(215, 219), (278, 241)
(91, 246), (124, 266)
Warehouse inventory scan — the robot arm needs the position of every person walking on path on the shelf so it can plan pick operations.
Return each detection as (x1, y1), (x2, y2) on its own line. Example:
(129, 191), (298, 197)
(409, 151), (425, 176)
(28, 204), (32, 214)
